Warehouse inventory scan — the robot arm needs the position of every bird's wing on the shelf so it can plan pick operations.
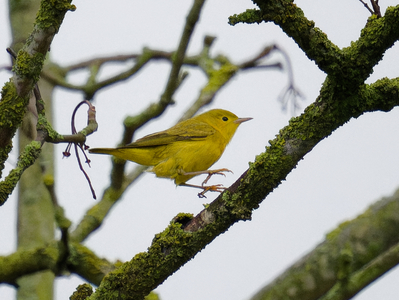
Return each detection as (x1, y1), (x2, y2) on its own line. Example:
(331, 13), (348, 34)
(121, 121), (216, 148)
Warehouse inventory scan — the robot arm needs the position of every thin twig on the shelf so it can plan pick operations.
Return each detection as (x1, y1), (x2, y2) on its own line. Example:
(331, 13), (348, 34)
(358, 0), (374, 15)
(40, 50), (173, 98)
(6, 47), (17, 59)
(370, 0), (381, 17)
(63, 100), (97, 199)
(71, 0), (207, 242)
(239, 45), (277, 69)
(274, 45), (304, 113)
(358, 0), (381, 17)
(161, 0), (206, 105)
(65, 54), (140, 71)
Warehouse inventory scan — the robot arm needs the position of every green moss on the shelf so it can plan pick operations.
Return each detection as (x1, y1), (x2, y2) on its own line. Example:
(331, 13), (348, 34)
(0, 141), (42, 205)
(0, 80), (32, 178)
(326, 220), (351, 241)
(21, 141), (42, 165)
(172, 213), (194, 226)
(37, 114), (63, 141)
(0, 81), (29, 128)
(35, 0), (76, 31)
(244, 136), (292, 201)
(228, 9), (263, 25)
(0, 180), (14, 206)
(0, 1), (77, 178)
(337, 246), (354, 280)
(70, 283), (93, 300)
(202, 62), (238, 93)
(0, 144), (12, 175)
(144, 291), (160, 300)
(13, 50), (45, 82)
(91, 217), (224, 298)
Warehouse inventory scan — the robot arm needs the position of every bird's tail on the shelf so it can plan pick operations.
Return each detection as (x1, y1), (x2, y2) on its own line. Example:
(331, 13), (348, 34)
(88, 148), (117, 155)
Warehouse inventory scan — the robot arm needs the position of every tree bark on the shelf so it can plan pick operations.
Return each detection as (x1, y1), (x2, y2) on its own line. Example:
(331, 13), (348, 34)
(9, 0), (56, 299)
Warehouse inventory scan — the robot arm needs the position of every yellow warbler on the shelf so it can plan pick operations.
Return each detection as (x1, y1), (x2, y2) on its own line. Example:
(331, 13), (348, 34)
(89, 109), (251, 197)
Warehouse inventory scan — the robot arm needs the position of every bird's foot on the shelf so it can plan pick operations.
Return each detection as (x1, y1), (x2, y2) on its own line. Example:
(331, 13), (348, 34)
(197, 184), (227, 198)
(201, 168), (232, 185)
(180, 183), (227, 198)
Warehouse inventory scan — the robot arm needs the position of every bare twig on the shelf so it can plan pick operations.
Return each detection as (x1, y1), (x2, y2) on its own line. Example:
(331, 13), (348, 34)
(358, 0), (375, 15)
(161, 0), (206, 105)
(41, 50), (174, 99)
(239, 45), (277, 69)
(71, 0), (207, 243)
(65, 54), (140, 71)
(6, 47), (17, 59)
(358, 0), (381, 17)
(71, 39), (288, 241)
(63, 100), (97, 199)
(371, 0), (382, 17)
(275, 45), (304, 113)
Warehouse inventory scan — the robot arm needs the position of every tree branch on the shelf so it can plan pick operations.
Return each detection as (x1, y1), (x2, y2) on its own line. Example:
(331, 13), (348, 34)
(251, 188), (399, 300)
(0, 141), (42, 206)
(80, 4), (399, 298)
(71, 0), (207, 243)
(0, 95), (98, 205)
(42, 49), (173, 99)
(321, 242), (399, 300)
(0, 242), (115, 286)
(71, 40), (282, 243)
(0, 0), (75, 178)
(229, 3), (399, 82)
(85, 52), (399, 300)
(358, 0), (375, 15)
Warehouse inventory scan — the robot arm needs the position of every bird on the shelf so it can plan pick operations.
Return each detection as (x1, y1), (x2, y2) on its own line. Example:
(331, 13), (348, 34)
(89, 109), (252, 197)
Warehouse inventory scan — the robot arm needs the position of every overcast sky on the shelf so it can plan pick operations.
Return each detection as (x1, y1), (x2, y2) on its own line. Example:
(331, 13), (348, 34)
(1, 1), (399, 300)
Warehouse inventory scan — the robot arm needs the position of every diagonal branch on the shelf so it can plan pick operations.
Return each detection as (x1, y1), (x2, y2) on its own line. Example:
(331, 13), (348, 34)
(320, 242), (399, 300)
(358, 0), (375, 15)
(229, 3), (399, 81)
(0, 93), (97, 205)
(70, 0), (207, 243)
(70, 41), (283, 243)
(0, 0), (75, 178)
(251, 188), (399, 300)
(0, 241), (115, 286)
(41, 50), (173, 99)
(85, 71), (399, 298)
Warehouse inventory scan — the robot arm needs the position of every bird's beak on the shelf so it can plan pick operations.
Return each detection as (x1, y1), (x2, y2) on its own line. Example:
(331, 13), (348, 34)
(234, 117), (253, 124)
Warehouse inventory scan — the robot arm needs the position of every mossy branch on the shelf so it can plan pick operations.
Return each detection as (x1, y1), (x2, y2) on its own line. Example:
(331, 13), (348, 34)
(70, 0), (207, 242)
(0, 97), (98, 205)
(84, 34), (399, 300)
(0, 242), (115, 286)
(80, 3), (399, 298)
(71, 42), (282, 243)
(230, 3), (399, 80)
(0, 141), (42, 206)
(0, 0), (75, 178)
(251, 189), (399, 300)
(85, 137), (399, 300)
(0, 241), (59, 286)
(41, 50), (172, 100)
(320, 242), (399, 300)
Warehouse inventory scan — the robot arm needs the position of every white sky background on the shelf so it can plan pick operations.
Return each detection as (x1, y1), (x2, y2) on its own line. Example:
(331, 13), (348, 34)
(0, 1), (399, 300)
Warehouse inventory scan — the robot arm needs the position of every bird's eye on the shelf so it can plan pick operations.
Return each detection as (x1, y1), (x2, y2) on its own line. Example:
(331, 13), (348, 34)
(222, 116), (228, 121)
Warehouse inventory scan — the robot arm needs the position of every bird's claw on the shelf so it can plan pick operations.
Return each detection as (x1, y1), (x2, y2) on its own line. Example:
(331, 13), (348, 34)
(201, 168), (233, 185)
(197, 184), (227, 198)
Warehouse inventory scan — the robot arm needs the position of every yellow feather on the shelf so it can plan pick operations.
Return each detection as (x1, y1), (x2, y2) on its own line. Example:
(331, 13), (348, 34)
(89, 109), (251, 186)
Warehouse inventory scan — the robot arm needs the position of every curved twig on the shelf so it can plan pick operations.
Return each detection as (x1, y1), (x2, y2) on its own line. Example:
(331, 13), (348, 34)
(63, 100), (98, 199)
